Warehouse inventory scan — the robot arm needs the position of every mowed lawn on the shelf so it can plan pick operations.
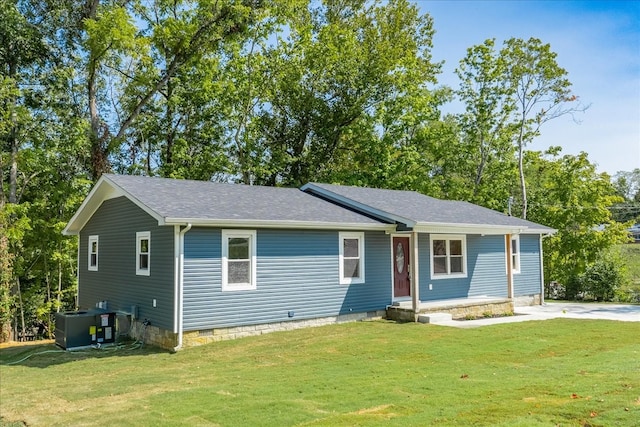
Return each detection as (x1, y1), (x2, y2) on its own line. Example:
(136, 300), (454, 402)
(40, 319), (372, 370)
(1, 319), (639, 426)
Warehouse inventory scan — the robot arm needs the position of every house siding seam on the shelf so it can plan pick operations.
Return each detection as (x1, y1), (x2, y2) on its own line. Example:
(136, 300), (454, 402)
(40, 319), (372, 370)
(513, 234), (542, 296)
(182, 228), (391, 330)
(78, 196), (175, 330)
(417, 234), (508, 300)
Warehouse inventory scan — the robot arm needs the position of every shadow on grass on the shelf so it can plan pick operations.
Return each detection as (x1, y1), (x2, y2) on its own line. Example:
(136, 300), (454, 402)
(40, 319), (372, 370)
(0, 340), (169, 368)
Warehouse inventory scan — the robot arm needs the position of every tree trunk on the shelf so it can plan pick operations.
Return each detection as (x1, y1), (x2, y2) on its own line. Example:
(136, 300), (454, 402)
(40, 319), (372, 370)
(85, 0), (110, 180)
(16, 277), (25, 341)
(518, 140), (527, 219)
(164, 77), (175, 172)
(88, 59), (110, 179)
(8, 62), (18, 204)
(516, 111), (528, 220)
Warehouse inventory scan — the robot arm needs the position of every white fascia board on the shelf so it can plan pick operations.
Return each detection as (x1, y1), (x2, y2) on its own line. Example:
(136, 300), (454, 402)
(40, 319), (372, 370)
(300, 184), (416, 228)
(524, 228), (557, 235)
(62, 176), (119, 235)
(413, 223), (529, 235)
(62, 175), (165, 235)
(163, 218), (396, 232)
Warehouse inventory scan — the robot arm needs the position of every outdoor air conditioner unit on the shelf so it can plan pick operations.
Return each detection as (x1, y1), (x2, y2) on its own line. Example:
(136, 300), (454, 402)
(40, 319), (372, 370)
(55, 310), (117, 350)
(55, 311), (96, 350)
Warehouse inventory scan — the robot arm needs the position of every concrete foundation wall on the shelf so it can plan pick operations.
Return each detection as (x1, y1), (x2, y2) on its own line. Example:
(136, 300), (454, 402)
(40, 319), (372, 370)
(387, 300), (515, 322)
(513, 294), (542, 307)
(130, 320), (178, 349)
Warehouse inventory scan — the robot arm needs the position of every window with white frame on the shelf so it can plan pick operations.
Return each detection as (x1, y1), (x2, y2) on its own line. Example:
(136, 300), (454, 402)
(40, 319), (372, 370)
(339, 232), (365, 284)
(510, 235), (520, 274)
(430, 235), (467, 279)
(88, 235), (99, 271)
(222, 230), (257, 291)
(136, 231), (151, 276)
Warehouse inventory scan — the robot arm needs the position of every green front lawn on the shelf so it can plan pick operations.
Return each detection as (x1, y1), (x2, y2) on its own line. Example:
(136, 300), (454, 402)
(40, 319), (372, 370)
(1, 319), (639, 426)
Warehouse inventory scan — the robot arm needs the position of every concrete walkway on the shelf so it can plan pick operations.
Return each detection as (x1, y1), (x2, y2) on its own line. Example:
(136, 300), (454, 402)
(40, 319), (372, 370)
(430, 302), (640, 329)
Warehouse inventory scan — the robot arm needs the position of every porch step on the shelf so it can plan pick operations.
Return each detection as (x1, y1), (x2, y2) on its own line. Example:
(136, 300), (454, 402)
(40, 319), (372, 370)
(417, 312), (453, 324)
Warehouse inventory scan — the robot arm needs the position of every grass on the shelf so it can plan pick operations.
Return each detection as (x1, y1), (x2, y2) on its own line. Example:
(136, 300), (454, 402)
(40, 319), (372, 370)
(619, 244), (640, 302)
(620, 244), (640, 284)
(1, 319), (639, 426)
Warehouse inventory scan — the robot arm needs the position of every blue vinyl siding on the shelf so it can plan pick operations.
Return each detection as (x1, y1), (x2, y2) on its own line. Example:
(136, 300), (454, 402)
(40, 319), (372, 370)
(78, 197), (175, 330)
(418, 234), (508, 300)
(182, 228), (391, 330)
(513, 234), (542, 296)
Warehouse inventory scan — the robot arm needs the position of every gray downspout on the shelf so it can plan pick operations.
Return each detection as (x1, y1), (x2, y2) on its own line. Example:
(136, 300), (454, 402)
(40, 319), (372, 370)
(76, 235), (80, 309)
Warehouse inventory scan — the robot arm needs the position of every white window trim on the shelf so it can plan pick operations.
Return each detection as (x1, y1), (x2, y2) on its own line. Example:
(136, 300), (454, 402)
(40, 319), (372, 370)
(339, 231), (365, 285)
(511, 235), (521, 275)
(136, 231), (151, 276)
(429, 234), (467, 280)
(88, 235), (99, 271)
(222, 230), (257, 291)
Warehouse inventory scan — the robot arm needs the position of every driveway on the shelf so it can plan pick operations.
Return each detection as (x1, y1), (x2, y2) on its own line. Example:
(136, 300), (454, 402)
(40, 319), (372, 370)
(516, 302), (640, 322)
(432, 302), (640, 328)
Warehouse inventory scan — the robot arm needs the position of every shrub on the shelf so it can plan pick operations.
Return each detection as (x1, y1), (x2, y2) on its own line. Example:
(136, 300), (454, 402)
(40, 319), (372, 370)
(579, 252), (629, 302)
(545, 281), (565, 300)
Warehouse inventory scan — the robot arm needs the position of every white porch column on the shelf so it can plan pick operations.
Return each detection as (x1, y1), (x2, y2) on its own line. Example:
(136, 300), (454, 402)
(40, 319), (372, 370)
(506, 234), (514, 299)
(539, 234), (546, 305)
(411, 231), (420, 322)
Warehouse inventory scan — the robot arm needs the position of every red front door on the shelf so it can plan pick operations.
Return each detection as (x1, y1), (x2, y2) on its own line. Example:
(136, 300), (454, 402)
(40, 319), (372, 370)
(393, 236), (411, 298)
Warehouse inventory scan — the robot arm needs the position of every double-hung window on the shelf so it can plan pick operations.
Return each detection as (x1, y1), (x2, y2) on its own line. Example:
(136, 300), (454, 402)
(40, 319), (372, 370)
(510, 235), (520, 274)
(222, 230), (257, 291)
(339, 232), (365, 284)
(430, 235), (467, 279)
(88, 235), (99, 271)
(136, 231), (151, 276)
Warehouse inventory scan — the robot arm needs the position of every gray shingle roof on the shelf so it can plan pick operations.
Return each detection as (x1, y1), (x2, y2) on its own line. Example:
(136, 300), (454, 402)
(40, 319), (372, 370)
(64, 174), (554, 235)
(104, 174), (386, 227)
(302, 182), (554, 232)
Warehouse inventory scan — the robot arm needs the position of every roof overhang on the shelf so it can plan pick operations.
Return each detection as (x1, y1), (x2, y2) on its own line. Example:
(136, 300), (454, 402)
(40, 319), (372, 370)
(62, 175), (164, 235)
(63, 177), (396, 235)
(64, 178), (556, 236)
(163, 218), (395, 231)
(413, 224), (528, 235)
(412, 223), (556, 235)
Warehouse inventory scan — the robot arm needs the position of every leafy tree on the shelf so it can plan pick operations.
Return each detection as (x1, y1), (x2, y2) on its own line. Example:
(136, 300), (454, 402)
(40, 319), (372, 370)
(454, 39), (517, 210)
(501, 37), (587, 219)
(74, 0), (263, 179)
(250, 0), (444, 186)
(525, 148), (630, 298)
(611, 168), (640, 223)
(1, 0), (49, 340)
(1, 0), (89, 339)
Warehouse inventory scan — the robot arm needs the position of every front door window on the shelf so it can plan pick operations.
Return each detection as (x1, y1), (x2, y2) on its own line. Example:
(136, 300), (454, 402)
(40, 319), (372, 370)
(395, 242), (405, 274)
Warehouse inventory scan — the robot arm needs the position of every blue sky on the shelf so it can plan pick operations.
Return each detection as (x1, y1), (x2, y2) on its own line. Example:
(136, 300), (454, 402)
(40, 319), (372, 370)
(419, 0), (640, 176)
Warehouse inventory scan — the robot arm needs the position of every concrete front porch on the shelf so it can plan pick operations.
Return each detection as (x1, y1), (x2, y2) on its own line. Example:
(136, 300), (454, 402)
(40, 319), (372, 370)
(386, 296), (514, 323)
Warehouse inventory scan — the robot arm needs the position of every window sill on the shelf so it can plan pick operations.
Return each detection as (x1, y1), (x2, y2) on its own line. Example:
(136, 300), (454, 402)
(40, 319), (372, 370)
(340, 278), (365, 285)
(222, 284), (257, 292)
(430, 273), (467, 280)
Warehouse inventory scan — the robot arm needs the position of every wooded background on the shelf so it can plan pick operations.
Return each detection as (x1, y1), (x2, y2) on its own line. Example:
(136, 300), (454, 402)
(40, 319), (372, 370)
(1, 0), (638, 341)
